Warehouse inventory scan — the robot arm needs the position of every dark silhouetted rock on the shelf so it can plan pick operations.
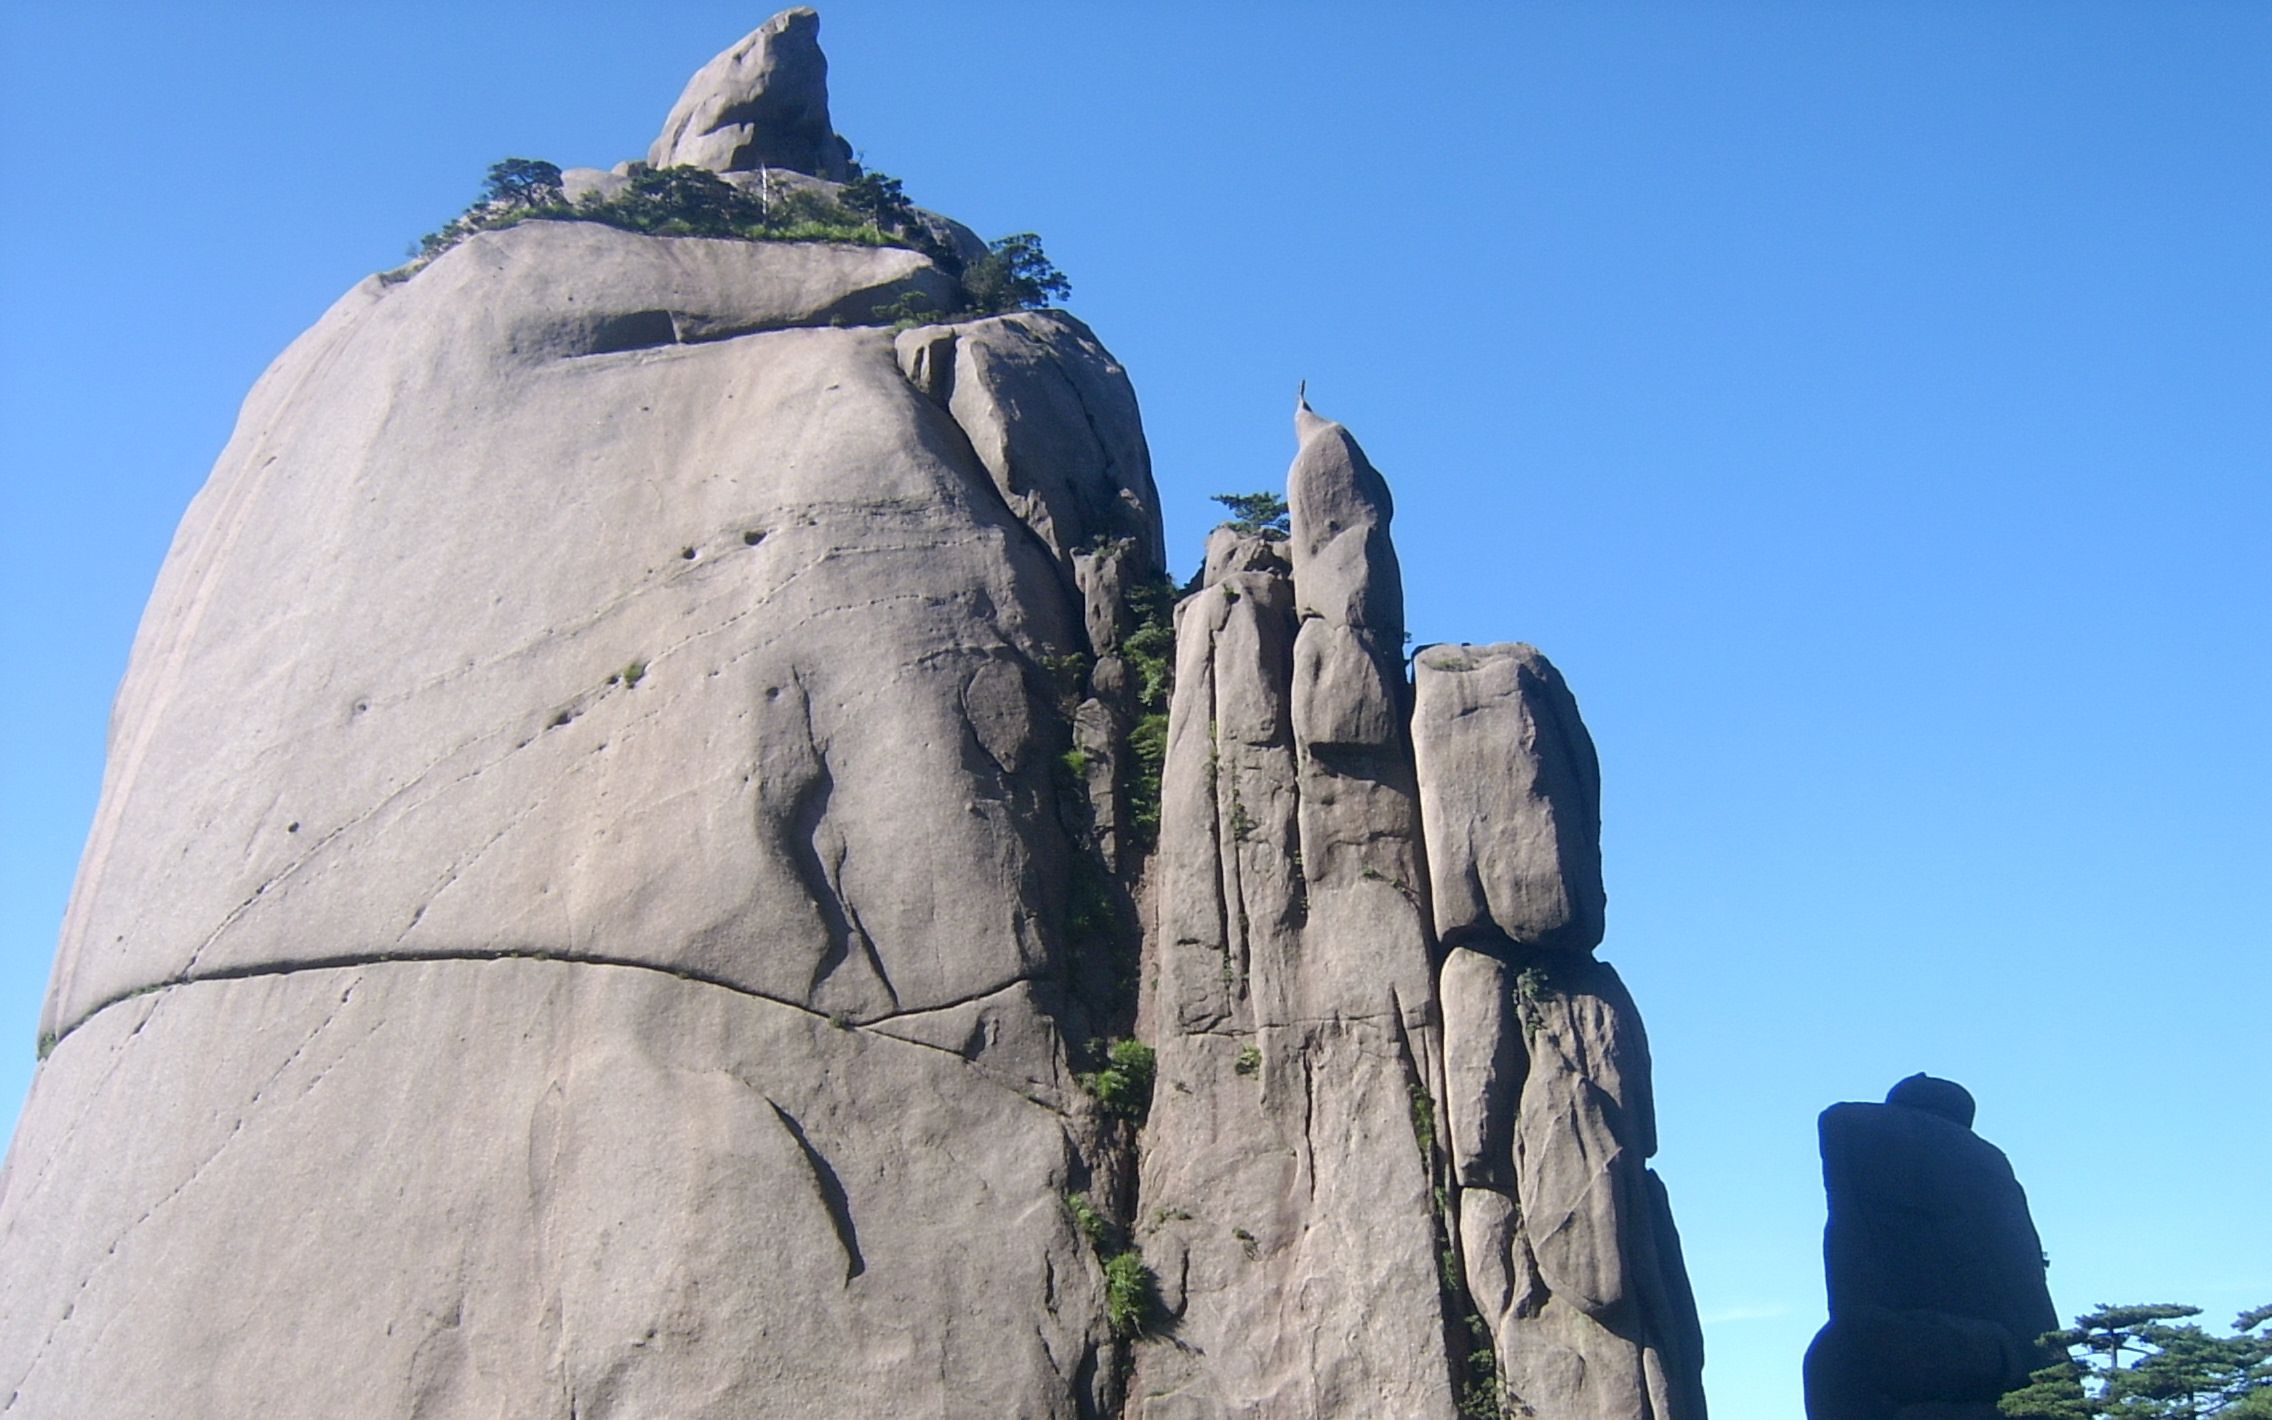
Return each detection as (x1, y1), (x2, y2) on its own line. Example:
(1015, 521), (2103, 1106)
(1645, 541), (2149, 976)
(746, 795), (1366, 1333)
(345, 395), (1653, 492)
(1805, 1077), (2058, 1420)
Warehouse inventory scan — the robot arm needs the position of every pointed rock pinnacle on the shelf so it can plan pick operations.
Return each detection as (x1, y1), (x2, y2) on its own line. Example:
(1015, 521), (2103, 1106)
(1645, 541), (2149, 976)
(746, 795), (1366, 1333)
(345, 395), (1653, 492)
(648, 8), (854, 179)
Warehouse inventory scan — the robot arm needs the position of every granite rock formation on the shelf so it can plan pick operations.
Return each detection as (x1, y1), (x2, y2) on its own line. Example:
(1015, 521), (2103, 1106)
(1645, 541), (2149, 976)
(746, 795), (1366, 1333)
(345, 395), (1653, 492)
(649, 6), (854, 179)
(1804, 1076), (2058, 1420)
(1, 13), (1705, 1420)
(1128, 399), (1705, 1420)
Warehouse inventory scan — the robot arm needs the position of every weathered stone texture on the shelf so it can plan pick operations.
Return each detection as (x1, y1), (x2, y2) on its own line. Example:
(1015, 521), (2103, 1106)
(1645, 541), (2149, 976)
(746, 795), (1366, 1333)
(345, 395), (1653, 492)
(910, 314), (1166, 580)
(648, 7), (853, 178)
(1133, 398), (1705, 1419)
(4, 960), (1103, 1419)
(1448, 954), (1705, 1420)
(1414, 642), (1606, 955)
(4, 31), (1163, 1408)
(40, 220), (1124, 1041)
(3, 17), (1708, 1420)
(1134, 420), (1453, 1416)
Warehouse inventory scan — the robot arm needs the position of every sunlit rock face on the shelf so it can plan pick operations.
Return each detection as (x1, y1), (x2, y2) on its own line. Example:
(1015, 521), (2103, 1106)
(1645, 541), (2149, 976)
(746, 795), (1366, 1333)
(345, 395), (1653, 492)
(649, 6), (854, 179)
(1, 13), (1164, 1416)
(1129, 398), (1707, 1420)
(1, 13), (1708, 1420)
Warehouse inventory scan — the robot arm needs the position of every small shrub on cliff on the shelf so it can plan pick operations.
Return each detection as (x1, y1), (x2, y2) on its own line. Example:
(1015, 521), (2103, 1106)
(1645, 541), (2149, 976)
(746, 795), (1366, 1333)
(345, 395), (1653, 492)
(839, 169), (918, 236)
(482, 157), (564, 208)
(962, 232), (1071, 313)
(1079, 1037), (1157, 1121)
(403, 157), (898, 272)
(1065, 853), (1116, 944)
(1102, 1248), (1159, 1337)
(398, 157), (1074, 320)
(1408, 1079), (1438, 1164)
(1115, 572), (1178, 849)
(1063, 1191), (1116, 1251)
(1123, 712), (1169, 846)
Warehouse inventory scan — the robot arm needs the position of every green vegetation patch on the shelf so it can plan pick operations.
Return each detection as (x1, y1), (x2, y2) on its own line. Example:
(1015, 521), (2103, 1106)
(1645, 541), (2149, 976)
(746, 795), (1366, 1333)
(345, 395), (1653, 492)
(399, 158), (1070, 322)
(1210, 490), (1290, 539)
(1064, 1191), (1116, 1252)
(1079, 1037), (1157, 1122)
(1102, 1248), (1159, 1337)
(2002, 1302), (2272, 1418)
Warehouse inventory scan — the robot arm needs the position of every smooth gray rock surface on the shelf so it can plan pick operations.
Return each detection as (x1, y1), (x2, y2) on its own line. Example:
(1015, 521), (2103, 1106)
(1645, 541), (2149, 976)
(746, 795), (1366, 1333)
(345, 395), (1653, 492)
(1134, 421), (1453, 1417)
(1441, 945), (1522, 1189)
(4, 19), (1710, 1415)
(1414, 642), (1606, 955)
(1201, 525), (1289, 585)
(1287, 392), (1401, 634)
(915, 313), (1165, 580)
(4, 32), (1162, 1407)
(1452, 953), (1702, 1419)
(41, 221), (1063, 1039)
(3, 960), (1103, 1419)
(648, 7), (853, 178)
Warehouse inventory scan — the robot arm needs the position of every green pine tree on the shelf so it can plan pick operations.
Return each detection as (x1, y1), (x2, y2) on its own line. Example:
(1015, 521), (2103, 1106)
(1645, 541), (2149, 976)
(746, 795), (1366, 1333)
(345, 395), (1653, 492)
(1209, 491), (1289, 538)
(2003, 1304), (2272, 1419)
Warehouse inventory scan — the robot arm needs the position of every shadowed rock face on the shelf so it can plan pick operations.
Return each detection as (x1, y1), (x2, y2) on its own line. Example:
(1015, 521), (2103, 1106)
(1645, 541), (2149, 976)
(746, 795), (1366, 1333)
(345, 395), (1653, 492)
(1804, 1077), (2058, 1420)
(3, 15), (1708, 1420)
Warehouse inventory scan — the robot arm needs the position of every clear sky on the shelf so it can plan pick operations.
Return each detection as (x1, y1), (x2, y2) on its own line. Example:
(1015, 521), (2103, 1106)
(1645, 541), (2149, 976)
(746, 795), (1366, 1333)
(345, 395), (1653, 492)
(3, 4), (2266, 1415)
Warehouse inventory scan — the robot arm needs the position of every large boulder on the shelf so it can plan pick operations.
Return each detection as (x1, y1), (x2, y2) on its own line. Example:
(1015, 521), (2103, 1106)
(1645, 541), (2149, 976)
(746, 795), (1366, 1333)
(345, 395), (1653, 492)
(36, 220), (1098, 1037)
(648, 7), (853, 178)
(1413, 642), (1605, 955)
(1805, 1077), (2059, 1420)
(2, 26), (1163, 1408)
(1451, 952), (1703, 1420)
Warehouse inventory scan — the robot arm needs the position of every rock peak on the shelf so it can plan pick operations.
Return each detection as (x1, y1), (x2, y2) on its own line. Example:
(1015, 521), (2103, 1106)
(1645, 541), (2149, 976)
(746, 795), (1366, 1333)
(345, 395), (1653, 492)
(648, 8), (854, 179)
(1294, 380), (1332, 442)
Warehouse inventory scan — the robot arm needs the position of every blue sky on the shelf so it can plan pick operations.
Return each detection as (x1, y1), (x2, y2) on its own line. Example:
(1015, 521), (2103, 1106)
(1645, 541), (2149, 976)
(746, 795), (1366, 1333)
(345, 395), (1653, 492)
(3, 4), (2266, 1414)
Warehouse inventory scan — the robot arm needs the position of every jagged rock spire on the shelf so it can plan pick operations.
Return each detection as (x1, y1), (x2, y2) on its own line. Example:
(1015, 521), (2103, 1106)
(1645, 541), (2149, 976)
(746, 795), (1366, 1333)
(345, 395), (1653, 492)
(648, 8), (854, 178)
(1135, 400), (1706, 1419)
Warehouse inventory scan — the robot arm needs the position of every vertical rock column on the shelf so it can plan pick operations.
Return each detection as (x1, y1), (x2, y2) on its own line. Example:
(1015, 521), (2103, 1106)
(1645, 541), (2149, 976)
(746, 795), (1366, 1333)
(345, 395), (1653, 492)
(1416, 644), (1707, 1420)
(1132, 403), (1458, 1418)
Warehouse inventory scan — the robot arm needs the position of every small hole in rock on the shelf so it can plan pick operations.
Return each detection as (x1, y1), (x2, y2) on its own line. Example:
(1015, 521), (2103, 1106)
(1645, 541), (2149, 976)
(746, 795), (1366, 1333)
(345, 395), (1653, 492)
(742, 530), (764, 546)
(681, 547), (698, 560)
(287, 822), (300, 833)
